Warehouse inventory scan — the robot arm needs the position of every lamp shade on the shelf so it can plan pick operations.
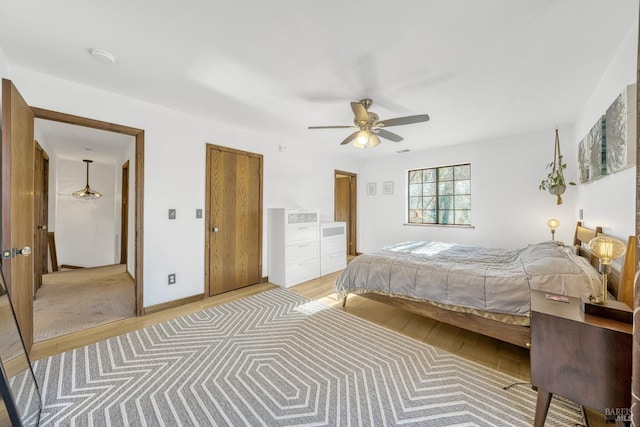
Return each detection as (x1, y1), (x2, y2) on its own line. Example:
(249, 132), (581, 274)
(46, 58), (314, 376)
(546, 218), (560, 231)
(588, 236), (626, 265)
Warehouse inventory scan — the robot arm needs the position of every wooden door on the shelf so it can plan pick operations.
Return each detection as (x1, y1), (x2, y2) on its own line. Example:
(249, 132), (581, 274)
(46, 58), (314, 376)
(120, 161), (129, 265)
(205, 145), (262, 296)
(33, 142), (49, 293)
(334, 171), (357, 255)
(2, 79), (35, 350)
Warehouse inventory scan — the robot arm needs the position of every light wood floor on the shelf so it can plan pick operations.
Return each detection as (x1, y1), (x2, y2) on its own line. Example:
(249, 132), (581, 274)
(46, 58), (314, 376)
(12, 271), (604, 425)
(30, 271), (529, 377)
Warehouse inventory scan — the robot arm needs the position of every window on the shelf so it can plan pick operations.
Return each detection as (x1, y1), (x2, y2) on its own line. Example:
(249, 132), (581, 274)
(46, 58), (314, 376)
(408, 163), (471, 225)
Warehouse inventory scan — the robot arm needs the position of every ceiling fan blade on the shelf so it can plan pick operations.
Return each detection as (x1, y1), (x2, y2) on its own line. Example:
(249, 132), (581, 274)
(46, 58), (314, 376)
(377, 114), (430, 127)
(375, 129), (403, 142)
(340, 131), (360, 145)
(351, 102), (370, 123)
(368, 134), (381, 148)
(308, 125), (355, 129)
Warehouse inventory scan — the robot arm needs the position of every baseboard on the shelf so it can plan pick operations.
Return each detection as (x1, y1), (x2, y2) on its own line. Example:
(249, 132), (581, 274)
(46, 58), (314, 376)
(144, 293), (204, 315)
(262, 276), (268, 284)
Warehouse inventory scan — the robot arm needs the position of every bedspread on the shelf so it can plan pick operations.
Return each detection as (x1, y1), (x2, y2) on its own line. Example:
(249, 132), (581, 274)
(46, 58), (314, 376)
(335, 241), (601, 316)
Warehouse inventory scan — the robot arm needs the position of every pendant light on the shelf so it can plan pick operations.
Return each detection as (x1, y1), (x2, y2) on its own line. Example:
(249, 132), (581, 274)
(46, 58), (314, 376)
(72, 159), (102, 200)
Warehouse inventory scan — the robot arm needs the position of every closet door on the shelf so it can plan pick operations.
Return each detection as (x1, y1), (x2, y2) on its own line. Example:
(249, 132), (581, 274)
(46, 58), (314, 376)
(205, 145), (262, 296)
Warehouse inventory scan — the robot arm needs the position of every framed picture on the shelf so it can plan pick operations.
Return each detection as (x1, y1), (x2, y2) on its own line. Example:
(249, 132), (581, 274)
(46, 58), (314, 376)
(367, 182), (376, 195)
(383, 181), (394, 195)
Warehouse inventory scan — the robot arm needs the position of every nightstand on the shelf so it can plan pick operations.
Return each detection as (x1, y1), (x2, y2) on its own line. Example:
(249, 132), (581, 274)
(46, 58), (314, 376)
(530, 290), (632, 426)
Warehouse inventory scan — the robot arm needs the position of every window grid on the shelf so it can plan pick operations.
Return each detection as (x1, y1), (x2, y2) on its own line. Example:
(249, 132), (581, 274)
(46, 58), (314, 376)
(408, 163), (471, 225)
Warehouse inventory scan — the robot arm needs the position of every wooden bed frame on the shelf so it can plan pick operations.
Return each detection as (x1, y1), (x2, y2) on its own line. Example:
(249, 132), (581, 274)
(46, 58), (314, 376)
(342, 222), (635, 348)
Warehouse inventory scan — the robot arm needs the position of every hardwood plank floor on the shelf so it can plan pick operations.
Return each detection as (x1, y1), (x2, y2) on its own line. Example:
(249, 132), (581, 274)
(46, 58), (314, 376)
(3, 270), (606, 426)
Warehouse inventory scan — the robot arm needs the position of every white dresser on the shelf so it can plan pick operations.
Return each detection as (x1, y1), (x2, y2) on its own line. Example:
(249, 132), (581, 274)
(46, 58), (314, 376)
(320, 222), (347, 275)
(267, 208), (320, 288)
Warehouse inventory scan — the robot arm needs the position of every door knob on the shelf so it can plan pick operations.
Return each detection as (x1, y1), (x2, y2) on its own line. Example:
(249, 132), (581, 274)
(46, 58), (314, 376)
(15, 246), (31, 257)
(212, 227), (219, 233)
(37, 224), (47, 230)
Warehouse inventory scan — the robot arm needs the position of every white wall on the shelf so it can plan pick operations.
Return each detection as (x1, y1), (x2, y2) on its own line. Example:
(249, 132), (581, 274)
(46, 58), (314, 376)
(573, 17), (638, 241)
(0, 44), (8, 123)
(358, 15), (638, 253)
(0, 46), (6, 77)
(4, 67), (364, 306)
(358, 126), (579, 252)
(54, 158), (118, 267)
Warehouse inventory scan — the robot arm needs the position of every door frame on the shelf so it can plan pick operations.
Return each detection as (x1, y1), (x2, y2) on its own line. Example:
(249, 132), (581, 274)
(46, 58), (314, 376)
(334, 170), (357, 256)
(120, 160), (130, 266)
(31, 107), (145, 316)
(204, 144), (263, 296)
(33, 141), (49, 294)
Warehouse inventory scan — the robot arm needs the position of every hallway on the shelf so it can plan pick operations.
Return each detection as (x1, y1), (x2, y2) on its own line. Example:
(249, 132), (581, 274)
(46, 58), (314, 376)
(34, 264), (135, 342)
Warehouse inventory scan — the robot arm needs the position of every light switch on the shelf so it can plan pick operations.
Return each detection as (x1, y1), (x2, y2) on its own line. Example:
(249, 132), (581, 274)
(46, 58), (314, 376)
(196, 209), (203, 219)
(169, 209), (176, 219)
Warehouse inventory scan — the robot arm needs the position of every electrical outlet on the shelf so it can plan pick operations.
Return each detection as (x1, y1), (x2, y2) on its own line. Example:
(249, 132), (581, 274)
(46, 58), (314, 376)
(196, 209), (203, 219)
(168, 273), (176, 285)
(169, 209), (176, 219)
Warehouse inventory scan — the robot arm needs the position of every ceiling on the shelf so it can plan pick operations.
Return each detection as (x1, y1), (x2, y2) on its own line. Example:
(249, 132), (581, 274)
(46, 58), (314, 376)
(35, 119), (132, 163)
(1, 0), (637, 158)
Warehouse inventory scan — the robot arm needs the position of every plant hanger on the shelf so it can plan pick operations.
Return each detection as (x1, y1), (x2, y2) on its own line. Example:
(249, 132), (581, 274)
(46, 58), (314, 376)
(539, 129), (575, 205)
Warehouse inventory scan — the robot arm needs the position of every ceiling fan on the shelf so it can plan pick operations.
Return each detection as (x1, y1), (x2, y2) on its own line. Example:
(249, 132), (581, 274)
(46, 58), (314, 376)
(308, 98), (430, 148)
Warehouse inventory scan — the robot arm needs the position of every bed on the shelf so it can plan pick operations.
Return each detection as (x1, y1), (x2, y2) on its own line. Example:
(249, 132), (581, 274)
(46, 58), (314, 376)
(336, 222), (635, 348)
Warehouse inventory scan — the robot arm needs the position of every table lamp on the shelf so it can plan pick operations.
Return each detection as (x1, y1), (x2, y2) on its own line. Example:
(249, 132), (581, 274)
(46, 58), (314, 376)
(579, 235), (631, 323)
(546, 219), (560, 240)
(587, 236), (626, 304)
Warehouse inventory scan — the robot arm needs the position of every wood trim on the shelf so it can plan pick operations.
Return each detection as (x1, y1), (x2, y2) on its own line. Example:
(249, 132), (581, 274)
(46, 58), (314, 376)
(31, 108), (140, 135)
(143, 293), (204, 315)
(120, 161), (129, 266)
(34, 141), (49, 291)
(31, 107), (145, 316)
(620, 236), (636, 308)
(47, 232), (59, 272)
(135, 132), (144, 316)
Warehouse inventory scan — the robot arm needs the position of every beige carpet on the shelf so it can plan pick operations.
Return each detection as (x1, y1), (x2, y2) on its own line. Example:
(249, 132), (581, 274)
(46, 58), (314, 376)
(34, 264), (135, 342)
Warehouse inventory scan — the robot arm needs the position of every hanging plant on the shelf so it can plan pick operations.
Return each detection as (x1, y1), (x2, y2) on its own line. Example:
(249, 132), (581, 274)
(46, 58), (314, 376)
(539, 129), (575, 205)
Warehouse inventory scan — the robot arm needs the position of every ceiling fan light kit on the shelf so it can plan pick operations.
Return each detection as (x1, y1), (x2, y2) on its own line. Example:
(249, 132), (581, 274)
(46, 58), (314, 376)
(308, 98), (429, 148)
(72, 159), (103, 200)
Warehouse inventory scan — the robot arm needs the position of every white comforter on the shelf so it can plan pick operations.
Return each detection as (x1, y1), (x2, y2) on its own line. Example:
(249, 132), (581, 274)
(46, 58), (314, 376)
(335, 241), (601, 316)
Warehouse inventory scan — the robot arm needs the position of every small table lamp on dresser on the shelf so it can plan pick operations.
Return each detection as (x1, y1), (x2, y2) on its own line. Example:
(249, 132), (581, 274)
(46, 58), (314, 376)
(580, 236), (632, 323)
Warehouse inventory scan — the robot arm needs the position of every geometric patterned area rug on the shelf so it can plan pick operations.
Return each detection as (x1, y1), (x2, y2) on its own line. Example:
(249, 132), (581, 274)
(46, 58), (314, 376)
(25, 288), (583, 426)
